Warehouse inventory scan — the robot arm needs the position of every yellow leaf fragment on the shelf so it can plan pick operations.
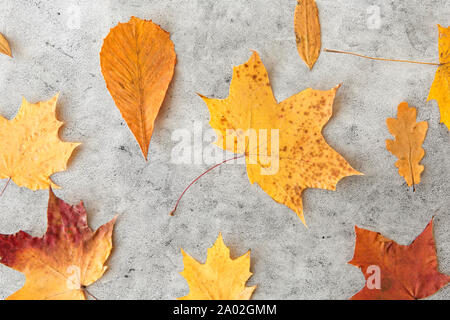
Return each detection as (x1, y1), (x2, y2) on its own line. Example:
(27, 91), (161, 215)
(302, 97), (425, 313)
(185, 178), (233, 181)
(100, 16), (177, 160)
(201, 52), (361, 225)
(294, 0), (321, 69)
(0, 33), (12, 57)
(179, 234), (256, 300)
(428, 25), (450, 129)
(386, 102), (428, 189)
(0, 94), (80, 191)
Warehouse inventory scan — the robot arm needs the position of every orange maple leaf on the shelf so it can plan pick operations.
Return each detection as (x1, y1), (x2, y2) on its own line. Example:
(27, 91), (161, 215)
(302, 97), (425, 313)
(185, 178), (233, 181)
(0, 189), (116, 300)
(349, 219), (450, 300)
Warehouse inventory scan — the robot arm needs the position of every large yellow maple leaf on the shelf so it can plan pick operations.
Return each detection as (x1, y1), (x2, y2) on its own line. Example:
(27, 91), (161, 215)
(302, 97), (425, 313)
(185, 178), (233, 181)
(0, 189), (116, 300)
(179, 234), (256, 300)
(428, 24), (450, 129)
(201, 51), (362, 225)
(0, 94), (80, 191)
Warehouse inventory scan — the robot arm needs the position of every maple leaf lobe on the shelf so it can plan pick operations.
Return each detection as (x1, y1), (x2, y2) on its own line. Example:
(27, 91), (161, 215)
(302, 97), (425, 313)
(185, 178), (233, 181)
(428, 25), (450, 129)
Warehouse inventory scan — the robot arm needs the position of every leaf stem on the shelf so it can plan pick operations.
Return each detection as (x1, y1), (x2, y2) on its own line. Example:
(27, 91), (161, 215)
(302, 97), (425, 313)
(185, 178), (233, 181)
(408, 142), (416, 193)
(0, 177), (11, 197)
(324, 48), (441, 66)
(82, 286), (99, 300)
(170, 155), (245, 216)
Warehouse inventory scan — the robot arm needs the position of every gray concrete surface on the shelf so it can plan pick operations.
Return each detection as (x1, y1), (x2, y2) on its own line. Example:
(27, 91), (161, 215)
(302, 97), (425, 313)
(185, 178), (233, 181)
(0, 0), (449, 300)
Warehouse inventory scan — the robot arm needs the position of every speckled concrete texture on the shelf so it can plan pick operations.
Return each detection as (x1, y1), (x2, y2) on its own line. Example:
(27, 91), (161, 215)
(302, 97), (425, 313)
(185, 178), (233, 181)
(0, 0), (448, 300)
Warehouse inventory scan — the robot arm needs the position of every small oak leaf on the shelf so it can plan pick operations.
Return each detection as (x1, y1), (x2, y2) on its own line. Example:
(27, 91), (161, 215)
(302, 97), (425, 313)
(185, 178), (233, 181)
(386, 102), (428, 190)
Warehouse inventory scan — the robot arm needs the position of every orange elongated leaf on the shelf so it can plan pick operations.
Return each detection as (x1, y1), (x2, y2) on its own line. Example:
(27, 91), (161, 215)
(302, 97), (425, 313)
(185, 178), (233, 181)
(0, 94), (80, 191)
(100, 16), (177, 160)
(349, 219), (450, 300)
(201, 52), (361, 225)
(386, 102), (428, 190)
(0, 33), (12, 57)
(294, 0), (321, 69)
(0, 189), (117, 300)
(428, 24), (450, 130)
(179, 234), (256, 300)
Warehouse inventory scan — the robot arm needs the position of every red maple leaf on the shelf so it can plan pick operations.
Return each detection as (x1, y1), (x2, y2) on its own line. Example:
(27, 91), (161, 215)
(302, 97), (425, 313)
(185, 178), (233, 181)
(349, 219), (450, 300)
(0, 189), (116, 300)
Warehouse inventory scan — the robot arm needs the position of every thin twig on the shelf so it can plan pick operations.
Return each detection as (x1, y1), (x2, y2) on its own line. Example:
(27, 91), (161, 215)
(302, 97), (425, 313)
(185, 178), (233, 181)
(324, 48), (441, 66)
(0, 178), (11, 197)
(170, 155), (245, 216)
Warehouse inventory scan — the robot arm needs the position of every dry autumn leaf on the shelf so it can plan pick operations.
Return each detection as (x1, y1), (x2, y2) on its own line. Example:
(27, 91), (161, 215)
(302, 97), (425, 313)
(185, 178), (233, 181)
(349, 219), (450, 300)
(179, 233), (256, 300)
(386, 102), (428, 190)
(428, 24), (450, 130)
(294, 0), (321, 69)
(100, 16), (177, 160)
(0, 94), (80, 191)
(0, 189), (117, 300)
(0, 33), (12, 57)
(200, 51), (361, 225)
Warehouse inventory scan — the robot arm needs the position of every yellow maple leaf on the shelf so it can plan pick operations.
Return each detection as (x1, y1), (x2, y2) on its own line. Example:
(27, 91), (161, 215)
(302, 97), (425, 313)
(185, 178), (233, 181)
(0, 189), (116, 300)
(0, 94), (80, 191)
(201, 51), (362, 225)
(428, 24), (450, 129)
(179, 233), (256, 300)
(386, 102), (428, 190)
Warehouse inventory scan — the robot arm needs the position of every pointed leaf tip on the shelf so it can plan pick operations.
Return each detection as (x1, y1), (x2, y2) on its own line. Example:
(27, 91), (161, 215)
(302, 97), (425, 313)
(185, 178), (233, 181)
(0, 33), (12, 58)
